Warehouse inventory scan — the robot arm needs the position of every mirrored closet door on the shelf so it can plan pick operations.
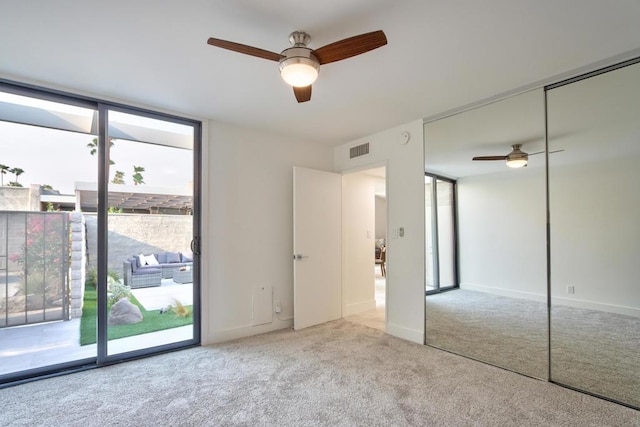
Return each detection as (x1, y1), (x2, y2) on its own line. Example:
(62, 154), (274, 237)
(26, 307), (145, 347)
(424, 89), (548, 380)
(547, 60), (640, 408)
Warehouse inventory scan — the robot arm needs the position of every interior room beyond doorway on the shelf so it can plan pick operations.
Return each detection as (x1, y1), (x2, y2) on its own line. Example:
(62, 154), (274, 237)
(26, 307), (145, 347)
(342, 167), (386, 332)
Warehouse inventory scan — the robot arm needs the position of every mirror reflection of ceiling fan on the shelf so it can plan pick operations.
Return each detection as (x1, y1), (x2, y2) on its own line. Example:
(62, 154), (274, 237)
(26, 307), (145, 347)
(472, 144), (564, 168)
(206, 30), (387, 103)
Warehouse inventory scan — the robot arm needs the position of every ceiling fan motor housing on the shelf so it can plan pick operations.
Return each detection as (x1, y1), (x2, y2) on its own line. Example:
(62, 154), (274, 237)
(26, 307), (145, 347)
(288, 31), (311, 47)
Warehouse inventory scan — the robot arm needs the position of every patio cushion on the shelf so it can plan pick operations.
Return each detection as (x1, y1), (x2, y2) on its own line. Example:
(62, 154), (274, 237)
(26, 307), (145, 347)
(166, 252), (181, 263)
(156, 252), (168, 264)
(135, 267), (162, 275)
(181, 252), (193, 262)
(129, 258), (138, 273)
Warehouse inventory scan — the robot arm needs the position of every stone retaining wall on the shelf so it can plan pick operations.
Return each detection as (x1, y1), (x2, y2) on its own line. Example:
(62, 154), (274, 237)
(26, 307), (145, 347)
(69, 212), (85, 319)
(84, 213), (193, 274)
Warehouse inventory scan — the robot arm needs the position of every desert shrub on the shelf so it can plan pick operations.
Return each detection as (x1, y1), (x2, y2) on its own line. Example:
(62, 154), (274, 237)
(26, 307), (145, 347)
(86, 267), (97, 288)
(86, 267), (121, 289)
(172, 298), (191, 318)
(107, 278), (132, 305)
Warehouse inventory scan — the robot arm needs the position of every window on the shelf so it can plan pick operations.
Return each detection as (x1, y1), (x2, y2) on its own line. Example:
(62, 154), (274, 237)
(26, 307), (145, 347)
(425, 174), (458, 294)
(0, 81), (201, 384)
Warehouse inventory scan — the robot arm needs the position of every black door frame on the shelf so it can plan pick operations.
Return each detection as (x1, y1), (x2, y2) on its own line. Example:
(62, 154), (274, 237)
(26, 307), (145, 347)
(424, 173), (459, 295)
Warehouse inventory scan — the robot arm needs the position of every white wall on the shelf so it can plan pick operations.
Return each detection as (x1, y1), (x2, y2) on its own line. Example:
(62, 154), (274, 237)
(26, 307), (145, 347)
(342, 172), (376, 316)
(457, 155), (640, 317)
(334, 120), (425, 344)
(203, 121), (334, 343)
(457, 167), (547, 300)
(550, 156), (640, 316)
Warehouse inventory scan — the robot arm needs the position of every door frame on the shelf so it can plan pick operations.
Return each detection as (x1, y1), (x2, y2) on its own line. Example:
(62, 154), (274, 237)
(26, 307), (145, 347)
(424, 172), (459, 295)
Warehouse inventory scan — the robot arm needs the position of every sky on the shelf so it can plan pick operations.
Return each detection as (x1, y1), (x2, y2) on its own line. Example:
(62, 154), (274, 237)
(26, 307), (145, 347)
(0, 120), (193, 195)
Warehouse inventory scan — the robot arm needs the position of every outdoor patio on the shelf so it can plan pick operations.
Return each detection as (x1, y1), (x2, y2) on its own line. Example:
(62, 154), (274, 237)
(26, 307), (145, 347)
(0, 280), (193, 377)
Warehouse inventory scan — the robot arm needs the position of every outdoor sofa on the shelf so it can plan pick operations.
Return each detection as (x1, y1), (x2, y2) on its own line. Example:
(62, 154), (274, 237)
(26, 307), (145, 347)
(123, 251), (193, 288)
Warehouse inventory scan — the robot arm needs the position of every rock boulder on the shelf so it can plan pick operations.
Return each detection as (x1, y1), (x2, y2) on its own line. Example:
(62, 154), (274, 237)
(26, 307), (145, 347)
(108, 298), (143, 325)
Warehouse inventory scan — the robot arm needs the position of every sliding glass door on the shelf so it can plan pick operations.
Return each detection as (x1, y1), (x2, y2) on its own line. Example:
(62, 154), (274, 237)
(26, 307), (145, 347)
(425, 174), (457, 294)
(104, 109), (197, 357)
(0, 88), (98, 379)
(0, 82), (200, 383)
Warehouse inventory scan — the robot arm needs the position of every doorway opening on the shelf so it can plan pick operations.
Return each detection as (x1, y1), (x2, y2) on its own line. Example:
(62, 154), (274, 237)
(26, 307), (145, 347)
(342, 166), (387, 332)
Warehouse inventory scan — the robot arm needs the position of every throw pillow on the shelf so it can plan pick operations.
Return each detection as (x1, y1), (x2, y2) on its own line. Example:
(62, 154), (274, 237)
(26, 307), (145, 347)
(138, 253), (147, 266)
(181, 252), (193, 262)
(145, 254), (160, 266)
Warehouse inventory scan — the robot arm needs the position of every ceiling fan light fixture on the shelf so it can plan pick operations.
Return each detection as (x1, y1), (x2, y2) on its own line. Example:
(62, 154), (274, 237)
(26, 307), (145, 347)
(280, 60), (319, 87)
(207, 30), (387, 102)
(279, 47), (320, 87)
(505, 158), (528, 168)
(505, 156), (528, 168)
(504, 143), (528, 168)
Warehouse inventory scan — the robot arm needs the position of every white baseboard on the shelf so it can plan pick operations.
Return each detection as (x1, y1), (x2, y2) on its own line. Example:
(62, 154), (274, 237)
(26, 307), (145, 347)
(343, 299), (376, 316)
(386, 322), (423, 345)
(551, 296), (640, 317)
(460, 282), (640, 317)
(205, 318), (293, 344)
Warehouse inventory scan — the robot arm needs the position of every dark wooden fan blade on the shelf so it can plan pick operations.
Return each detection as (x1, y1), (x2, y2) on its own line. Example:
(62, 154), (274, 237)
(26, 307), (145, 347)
(472, 156), (508, 161)
(207, 37), (283, 62)
(293, 85), (312, 103)
(313, 30), (387, 65)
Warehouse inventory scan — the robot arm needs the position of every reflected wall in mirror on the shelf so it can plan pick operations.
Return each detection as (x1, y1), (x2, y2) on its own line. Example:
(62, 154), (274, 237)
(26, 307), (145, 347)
(424, 89), (548, 379)
(548, 61), (640, 408)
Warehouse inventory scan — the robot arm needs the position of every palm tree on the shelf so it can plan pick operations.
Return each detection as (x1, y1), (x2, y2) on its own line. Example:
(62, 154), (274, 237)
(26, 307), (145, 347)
(111, 171), (125, 185)
(10, 167), (24, 184)
(132, 166), (145, 185)
(87, 137), (116, 165)
(87, 138), (98, 156)
(0, 164), (9, 186)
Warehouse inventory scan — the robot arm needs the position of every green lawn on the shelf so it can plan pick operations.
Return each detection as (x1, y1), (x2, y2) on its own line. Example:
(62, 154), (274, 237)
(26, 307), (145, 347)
(80, 287), (193, 346)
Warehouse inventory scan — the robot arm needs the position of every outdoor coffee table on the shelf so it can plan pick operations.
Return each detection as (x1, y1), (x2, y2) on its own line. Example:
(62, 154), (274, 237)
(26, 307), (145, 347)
(172, 268), (193, 284)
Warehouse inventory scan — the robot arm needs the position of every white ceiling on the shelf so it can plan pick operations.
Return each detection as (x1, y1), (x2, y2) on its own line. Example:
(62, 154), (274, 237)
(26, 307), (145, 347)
(425, 61), (640, 179)
(1, 1), (640, 146)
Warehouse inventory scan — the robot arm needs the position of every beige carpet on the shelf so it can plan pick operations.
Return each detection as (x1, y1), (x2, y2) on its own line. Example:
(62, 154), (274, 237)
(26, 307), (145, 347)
(426, 289), (640, 409)
(1, 320), (638, 426)
(426, 290), (548, 379)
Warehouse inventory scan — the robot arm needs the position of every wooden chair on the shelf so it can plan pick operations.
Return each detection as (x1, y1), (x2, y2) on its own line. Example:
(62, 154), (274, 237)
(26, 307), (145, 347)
(375, 246), (386, 277)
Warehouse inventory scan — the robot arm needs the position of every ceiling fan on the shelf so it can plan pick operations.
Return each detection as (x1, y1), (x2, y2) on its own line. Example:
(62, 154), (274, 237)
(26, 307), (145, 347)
(206, 30), (387, 103)
(472, 144), (563, 168)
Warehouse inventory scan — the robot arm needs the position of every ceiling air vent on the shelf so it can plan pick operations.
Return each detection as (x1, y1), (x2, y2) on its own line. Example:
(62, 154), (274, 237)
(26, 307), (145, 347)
(349, 142), (370, 159)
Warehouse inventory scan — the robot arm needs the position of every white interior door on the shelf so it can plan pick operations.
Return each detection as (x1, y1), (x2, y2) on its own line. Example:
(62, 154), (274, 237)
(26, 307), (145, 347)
(293, 166), (342, 330)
